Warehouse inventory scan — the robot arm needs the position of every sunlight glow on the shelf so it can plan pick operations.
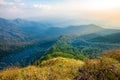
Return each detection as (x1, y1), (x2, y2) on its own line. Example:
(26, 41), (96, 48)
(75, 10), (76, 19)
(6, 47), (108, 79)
(82, 0), (120, 10)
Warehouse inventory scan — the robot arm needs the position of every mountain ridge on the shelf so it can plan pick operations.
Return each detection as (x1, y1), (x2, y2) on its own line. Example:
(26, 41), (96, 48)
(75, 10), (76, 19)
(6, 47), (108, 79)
(0, 17), (120, 69)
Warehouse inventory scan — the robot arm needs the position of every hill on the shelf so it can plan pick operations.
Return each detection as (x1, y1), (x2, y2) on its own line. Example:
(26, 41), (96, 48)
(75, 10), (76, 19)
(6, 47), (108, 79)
(41, 34), (120, 59)
(0, 51), (120, 80)
(88, 32), (120, 43)
(0, 57), (84, 80)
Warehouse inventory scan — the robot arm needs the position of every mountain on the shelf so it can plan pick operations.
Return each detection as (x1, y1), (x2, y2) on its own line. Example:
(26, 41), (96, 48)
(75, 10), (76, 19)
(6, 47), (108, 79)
(43, 32), (120, 59)
(88, 32), (120, 43)
(96, 29), (120, 35)
(45, 24), (103, 37)
(0, 18), (104, 44)
(0, 18), (54, 61)
(0, 17), (120, 69)
(0, 18), (119, 44)
(0, 18), (103, 57)
(0, 18), (50, 44)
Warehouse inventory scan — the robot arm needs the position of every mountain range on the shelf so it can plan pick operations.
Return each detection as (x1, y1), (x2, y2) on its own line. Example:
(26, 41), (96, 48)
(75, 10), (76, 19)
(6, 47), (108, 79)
(0, 17), (120, 69)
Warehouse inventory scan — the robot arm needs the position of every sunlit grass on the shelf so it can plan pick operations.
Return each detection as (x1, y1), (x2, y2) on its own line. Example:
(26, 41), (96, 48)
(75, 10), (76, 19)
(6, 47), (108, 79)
(0, 57), (84, 80)
(0, 50), (120, 80)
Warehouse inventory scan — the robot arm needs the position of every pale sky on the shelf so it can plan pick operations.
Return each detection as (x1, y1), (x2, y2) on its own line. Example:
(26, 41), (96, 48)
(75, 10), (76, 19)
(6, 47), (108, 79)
(0, 0), (120, 28)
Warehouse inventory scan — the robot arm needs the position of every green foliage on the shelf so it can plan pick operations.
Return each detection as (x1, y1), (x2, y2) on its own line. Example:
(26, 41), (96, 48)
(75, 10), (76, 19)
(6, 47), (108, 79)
(34, 35), (87, 65)
(47, 35), (79, 54)
(0, 42), (33, 57)
(75, 54), (87, 60)
(49, 34), (107, 59)
(45, 35), (87, 59)
(35, 52), (86, 65)
(42, 52), (75, 60)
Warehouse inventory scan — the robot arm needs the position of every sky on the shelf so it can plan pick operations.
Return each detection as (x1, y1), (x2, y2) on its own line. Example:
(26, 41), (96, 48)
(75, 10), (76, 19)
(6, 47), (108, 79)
(0, 0), (120, 28)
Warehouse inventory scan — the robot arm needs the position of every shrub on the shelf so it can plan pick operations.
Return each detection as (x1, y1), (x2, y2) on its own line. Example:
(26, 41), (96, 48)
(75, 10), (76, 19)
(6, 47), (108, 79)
(104, 50), (120, 62)
(75, 57), (120, 80)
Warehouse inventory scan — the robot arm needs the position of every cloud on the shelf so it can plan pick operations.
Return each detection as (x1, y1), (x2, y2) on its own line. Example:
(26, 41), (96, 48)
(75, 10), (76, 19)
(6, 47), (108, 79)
(33, 4), (51, 10)
(0, 0), (14, 5)
(0, 0), (120, 28)
(0, 0), (25, 6)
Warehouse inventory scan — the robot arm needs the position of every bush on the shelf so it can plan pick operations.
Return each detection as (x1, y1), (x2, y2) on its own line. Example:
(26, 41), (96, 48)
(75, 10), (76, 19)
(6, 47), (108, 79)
(104, 50), (120, 62)
(75, 57), (120, 80)
(35, 52), (87, 65)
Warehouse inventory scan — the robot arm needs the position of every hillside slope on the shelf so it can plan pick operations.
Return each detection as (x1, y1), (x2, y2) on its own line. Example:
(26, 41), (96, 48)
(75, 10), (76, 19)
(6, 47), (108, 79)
(43, 34), (120, 59)
(0, 51), (120, 80)
(88, 32), (120, 43)
(0, 57), (84, 80)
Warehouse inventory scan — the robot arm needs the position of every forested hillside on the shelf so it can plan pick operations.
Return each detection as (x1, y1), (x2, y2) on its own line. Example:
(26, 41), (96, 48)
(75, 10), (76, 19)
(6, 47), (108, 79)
(0, 50), (120, 80)
(0, 17), (120, 69)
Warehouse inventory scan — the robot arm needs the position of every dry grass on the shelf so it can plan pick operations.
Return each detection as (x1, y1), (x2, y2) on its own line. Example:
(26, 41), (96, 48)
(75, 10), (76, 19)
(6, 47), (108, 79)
(75, 57), (120, 80)
(0, 57), (84, 80)
(1, 50), (120, 80)
(104, 50), (120, 62)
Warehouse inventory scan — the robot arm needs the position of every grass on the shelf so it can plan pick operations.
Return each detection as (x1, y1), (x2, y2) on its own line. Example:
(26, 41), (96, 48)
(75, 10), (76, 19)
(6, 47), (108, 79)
(0, 50), (120, 80)
(75, 51), (120, 80)
(0, 57), (84, 80)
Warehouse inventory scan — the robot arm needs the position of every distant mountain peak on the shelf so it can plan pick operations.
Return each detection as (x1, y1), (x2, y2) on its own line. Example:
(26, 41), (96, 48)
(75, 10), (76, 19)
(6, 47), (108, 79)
(0, 17), (8, 22)
(88, 24), (97, 26)
(14, 18), (27, 23)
